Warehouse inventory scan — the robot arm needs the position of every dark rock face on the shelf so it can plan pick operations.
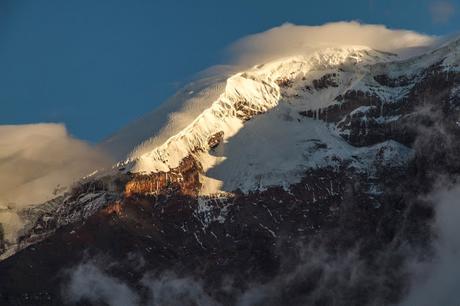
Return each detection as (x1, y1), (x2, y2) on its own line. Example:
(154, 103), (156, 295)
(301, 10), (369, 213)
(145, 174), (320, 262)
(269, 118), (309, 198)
(373, 74), (414, 88)
(300, 63), (460, 150)
(1, 48), (460, 306)
(312, 73), (339, 90)
(0, 163), (434, 306)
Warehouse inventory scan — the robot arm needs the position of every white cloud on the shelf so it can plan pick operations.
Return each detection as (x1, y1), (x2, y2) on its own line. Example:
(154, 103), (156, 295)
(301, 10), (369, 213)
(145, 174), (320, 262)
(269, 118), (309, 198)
(0, 123), (112, 241)
(228, 21), (437, 66)
(430, 1), (456, 24)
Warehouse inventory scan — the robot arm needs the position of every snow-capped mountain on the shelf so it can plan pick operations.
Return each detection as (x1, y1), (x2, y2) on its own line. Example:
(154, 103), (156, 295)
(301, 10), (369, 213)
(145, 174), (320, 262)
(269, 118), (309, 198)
(104, 41), (458, 194)
(118, 46), (405, 193)
(1, 37), (460, 306)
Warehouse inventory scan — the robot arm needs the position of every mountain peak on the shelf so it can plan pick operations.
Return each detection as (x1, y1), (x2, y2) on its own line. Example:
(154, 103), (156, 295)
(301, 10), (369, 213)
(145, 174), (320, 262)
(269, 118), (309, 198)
(105, 45), (414, 194)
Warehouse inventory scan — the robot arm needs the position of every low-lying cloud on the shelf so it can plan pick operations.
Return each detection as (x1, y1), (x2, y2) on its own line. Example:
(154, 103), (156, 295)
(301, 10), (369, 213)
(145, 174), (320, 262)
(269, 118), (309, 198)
(64, 262), (219, 306)
(0, 123), (112, 241)
(228, 21), (437, 66)
(141, 272), (219, 306)
(401, 180), (460, 306)
(64, 263), (140, 306)
(63, 239), (405, 306)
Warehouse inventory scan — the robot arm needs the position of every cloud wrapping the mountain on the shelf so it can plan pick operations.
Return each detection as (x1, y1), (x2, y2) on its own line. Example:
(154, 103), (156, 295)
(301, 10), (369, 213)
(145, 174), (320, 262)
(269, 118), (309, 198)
(64, 263), (140, 306)
(0, 123), (112, 241)
(63, 240), (398, 306)
(228, 21), (437, 66)
(401, 182), (460, 306)
(64, 262), (219, 306)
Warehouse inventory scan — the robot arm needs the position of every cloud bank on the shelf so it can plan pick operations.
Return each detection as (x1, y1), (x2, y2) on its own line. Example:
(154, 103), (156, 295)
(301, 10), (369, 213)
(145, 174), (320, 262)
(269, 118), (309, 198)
(228, 21), (437, 66)
(0, 123), (111, 241)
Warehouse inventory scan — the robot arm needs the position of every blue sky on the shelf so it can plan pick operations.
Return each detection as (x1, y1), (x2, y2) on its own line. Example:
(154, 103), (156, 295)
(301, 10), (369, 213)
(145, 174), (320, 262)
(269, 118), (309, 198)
(1, 0), (459, 142)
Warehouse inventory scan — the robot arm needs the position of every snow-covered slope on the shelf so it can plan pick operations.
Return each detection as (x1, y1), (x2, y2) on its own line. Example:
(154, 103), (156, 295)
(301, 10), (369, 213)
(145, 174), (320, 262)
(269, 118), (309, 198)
(99, 37), (458, 194)
(99, 67), (235, 160)
(105, 46), (420, 193)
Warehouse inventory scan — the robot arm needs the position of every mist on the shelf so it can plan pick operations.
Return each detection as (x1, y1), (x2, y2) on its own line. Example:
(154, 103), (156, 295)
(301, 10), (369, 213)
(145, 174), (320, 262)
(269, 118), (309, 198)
(64, 262), (219, 306)
(0, 123), (112, 241)
(64, 262), (140, 306)
(228, 21), (438, 66)
(62, 237), (405, 306)
(401, 181), (460, 306)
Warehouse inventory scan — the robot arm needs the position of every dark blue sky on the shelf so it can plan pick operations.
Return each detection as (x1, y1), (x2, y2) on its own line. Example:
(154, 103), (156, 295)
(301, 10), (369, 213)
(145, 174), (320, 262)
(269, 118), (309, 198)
(1, 0), (459, 142)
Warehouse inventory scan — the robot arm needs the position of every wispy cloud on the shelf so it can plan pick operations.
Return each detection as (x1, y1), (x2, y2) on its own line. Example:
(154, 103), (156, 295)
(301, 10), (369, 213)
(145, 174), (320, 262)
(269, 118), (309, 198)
(64, 263), (140, 306)
(0, 123), (112, 242)
(430, 1), (456, 24)
(63, 262), (219, 306)
(228, 21), (437, 66)
(401, 180), (460, 306)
